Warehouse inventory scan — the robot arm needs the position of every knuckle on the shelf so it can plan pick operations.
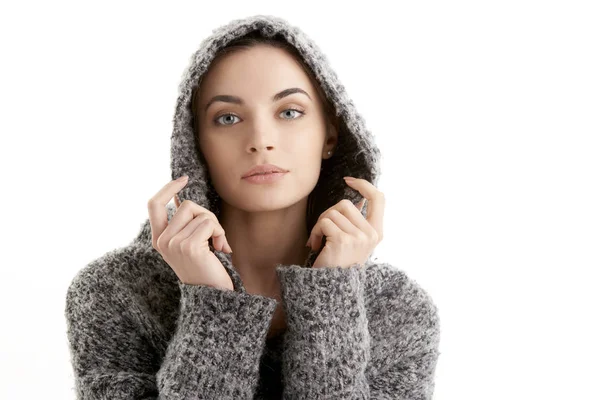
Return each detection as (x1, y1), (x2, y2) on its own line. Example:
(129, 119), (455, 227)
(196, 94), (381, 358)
(359, 231), (370, 244)
(341, 199), (353, 209)
(370, 230), (379, 243)
(196, 217), (213, 233)
(166, 235), (177, 251)
(180, 239), (194, 255)
(340, 235), (352, 246)
(155, 236), (164, 251)
(181, 199), (193, 208)
(201, 217), (214, 227)
(147, 199), (158, 210)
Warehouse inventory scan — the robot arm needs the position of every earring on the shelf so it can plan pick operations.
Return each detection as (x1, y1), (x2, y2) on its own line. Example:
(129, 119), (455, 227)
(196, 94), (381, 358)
(327, 151), (332, 155)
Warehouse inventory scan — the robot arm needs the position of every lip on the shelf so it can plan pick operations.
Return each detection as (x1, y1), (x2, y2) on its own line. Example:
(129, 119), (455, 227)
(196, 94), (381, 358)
(242, 163), (289, 178)
(242, 171), (288, 184)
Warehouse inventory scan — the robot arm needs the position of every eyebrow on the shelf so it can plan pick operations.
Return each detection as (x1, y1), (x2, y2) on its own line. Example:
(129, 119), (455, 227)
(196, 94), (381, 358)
(204, 87), (312, 112)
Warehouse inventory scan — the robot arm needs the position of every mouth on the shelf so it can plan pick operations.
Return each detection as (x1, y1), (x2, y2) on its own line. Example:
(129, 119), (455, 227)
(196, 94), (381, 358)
(242, 165), (289, 178)
(247, 171), (284, 177)
(242, 171), (289, 184)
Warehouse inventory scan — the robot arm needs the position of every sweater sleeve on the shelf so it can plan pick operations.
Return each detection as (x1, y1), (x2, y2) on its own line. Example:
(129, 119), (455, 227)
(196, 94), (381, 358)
(65, 268), (278, 400)
(367, 266), (441, 399)
(275, 263), (371, 399)
(157, 282), (278, 398)
(274, 263), (441, 400)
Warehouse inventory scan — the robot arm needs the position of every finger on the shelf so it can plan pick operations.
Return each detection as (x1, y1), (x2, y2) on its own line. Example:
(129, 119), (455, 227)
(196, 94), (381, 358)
(315, 198), (360, 227)
(183, 219), (215, 251)
(309, 218), (344, 253)
(312, 209), (362, 250)
(212, 226), (232, 253)
(310, 201), (370, 249)
(148, 176), (189, 248)
(172, 213), (213, 247)
(182, 218), (229, 253)
(338, 200), (374, 235)
(343, 177), (385, 239)
(164, 200), (230, 251)
(309, 198), (345, 249)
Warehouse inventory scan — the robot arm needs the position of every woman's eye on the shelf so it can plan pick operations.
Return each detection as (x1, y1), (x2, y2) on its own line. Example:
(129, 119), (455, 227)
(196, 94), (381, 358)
(214, 114), (240, 126)
(214, 108), (305, 126)
(279, 108), (305, 120)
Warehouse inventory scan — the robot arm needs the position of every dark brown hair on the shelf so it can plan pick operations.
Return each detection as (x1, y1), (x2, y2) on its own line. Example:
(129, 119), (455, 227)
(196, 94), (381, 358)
(190, 30), (342, 235)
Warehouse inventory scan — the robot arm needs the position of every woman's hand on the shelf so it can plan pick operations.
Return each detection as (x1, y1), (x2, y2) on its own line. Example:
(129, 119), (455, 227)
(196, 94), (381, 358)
(147, 176), (235, 290)
(308, 177), (385, 269)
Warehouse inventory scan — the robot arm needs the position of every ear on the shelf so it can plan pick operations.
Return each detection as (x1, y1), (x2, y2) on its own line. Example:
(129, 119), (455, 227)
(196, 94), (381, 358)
(325, 120), (339, 155)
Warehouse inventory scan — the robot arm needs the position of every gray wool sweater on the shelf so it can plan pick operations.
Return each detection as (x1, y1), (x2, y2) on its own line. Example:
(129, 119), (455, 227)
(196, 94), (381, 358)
(64, 14), (441, 400)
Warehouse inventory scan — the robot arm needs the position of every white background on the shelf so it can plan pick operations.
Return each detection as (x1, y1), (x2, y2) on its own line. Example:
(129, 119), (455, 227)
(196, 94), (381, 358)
(1, 1), (599, 399)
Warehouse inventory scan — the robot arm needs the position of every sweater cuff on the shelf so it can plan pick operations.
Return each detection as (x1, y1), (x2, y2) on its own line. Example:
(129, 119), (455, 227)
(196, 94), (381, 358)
(275, 263), (367, 330)
(176, 281), (279, 349)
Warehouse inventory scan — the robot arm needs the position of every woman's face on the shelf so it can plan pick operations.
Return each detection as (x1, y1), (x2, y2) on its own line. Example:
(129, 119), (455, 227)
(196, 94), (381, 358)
(195, 44), (337, 212)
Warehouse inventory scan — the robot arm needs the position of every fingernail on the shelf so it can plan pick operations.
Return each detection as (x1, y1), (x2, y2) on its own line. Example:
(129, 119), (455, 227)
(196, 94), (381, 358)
(306, 238), (311, 247)
(177, 175), (188, 182)
(343, 176), (355, 181)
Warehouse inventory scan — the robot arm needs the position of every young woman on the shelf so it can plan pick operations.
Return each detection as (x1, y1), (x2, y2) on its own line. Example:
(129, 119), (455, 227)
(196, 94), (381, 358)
(65, 14), (441, 400)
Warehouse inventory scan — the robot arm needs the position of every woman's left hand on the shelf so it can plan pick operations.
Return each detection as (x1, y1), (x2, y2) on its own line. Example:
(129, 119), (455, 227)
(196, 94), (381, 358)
(308, 177), (385, 269)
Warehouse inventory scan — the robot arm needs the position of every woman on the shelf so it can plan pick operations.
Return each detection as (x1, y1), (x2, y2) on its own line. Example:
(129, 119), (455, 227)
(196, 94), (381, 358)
(65, 14), (441, 399)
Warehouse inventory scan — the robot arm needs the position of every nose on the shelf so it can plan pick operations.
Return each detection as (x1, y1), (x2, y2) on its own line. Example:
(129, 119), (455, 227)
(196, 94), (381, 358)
(246, 128), (276, 153)
(245, 115), (279, 153)
(249, 145), (275, 153)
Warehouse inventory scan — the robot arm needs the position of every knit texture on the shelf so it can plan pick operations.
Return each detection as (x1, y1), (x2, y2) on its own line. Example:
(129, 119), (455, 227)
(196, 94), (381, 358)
(65, 14), (441, 399)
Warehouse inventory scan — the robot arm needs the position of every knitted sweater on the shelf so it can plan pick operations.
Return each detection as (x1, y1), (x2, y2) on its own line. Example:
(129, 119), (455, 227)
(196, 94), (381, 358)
(65, 14), (441, 400)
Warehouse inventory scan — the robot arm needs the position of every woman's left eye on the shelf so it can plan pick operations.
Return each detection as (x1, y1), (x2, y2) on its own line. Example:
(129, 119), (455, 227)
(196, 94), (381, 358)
(280, 108), (305, 120)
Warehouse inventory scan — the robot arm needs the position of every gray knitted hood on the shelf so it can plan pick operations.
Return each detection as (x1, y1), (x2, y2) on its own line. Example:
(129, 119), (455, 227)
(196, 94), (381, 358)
(135, 15), (382, 263)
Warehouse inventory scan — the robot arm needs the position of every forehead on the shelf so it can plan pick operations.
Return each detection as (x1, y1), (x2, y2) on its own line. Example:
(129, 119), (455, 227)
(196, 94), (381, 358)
(197, 45), (318, 104)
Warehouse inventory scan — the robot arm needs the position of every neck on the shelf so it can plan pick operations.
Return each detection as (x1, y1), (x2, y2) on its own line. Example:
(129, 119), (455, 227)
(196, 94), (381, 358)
(219, 197), (311, 294)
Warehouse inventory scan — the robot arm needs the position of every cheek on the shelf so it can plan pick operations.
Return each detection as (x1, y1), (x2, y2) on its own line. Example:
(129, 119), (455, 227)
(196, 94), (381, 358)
(288, 128), (324, 158)
(288, 141), (321, 176)
(201, 143), (234, 181)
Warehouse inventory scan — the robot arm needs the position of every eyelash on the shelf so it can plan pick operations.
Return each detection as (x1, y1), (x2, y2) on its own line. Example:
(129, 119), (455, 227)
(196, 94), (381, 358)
(213, 108), (305, 126)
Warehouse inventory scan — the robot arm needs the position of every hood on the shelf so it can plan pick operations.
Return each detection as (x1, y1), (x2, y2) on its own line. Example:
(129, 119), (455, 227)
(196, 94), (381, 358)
(133, 14), (382, 268)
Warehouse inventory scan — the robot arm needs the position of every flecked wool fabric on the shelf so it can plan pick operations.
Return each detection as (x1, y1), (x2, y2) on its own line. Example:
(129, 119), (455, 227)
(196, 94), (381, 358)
(65, 14), (441, 399)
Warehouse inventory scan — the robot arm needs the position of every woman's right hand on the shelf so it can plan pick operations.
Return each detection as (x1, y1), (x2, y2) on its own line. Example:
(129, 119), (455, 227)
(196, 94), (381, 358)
(147, 175), (235, 291)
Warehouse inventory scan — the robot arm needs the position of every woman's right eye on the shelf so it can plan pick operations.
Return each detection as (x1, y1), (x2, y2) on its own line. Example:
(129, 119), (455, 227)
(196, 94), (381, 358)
(214, 113), (240, 126)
